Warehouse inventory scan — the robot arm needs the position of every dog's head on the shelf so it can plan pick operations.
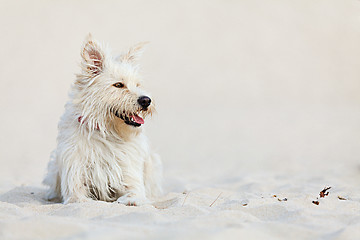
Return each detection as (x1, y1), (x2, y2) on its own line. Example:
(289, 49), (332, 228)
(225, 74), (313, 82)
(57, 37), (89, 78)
(74, 34), (155, 131)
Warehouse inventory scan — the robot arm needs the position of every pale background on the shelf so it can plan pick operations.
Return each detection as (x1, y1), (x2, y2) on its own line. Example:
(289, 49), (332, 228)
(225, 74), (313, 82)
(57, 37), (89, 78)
(1, 0), (359, 189)
(0, 1), (359, 239)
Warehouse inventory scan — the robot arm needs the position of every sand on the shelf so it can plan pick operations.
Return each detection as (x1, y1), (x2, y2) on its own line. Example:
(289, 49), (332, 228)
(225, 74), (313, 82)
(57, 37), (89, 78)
(0, 0), (360, 239)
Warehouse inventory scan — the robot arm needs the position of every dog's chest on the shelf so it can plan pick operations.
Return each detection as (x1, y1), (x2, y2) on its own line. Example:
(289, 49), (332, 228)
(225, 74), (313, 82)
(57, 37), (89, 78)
(87, 132), (149, 170)
(80, 133), (149, 200)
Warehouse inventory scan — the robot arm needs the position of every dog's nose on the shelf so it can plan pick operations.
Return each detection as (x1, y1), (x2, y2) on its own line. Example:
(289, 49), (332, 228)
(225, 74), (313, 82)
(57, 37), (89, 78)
(138, 96), (151, 109)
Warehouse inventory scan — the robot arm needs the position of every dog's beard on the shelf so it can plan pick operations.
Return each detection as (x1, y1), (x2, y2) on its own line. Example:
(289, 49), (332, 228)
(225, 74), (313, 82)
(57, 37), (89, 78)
(113, 109), (145, 127)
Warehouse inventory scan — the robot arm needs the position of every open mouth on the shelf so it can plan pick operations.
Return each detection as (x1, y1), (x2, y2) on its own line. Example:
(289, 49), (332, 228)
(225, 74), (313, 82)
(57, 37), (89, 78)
(113, 110), (144, 127)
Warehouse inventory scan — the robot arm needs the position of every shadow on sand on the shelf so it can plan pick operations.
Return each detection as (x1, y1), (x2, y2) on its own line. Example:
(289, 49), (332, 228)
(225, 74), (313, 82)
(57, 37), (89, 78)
(0, 186), (60, 206)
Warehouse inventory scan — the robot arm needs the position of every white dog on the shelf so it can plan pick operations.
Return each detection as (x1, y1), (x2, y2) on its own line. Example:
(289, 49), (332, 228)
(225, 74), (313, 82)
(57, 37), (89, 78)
(43, 34), (162, 205)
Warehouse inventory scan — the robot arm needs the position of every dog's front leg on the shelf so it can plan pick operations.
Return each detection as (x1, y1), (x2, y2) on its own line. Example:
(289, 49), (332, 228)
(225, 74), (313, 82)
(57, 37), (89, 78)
(143, 153), (163, 198)
(117, 162), (148, 206)
(60, 167), (90, 204)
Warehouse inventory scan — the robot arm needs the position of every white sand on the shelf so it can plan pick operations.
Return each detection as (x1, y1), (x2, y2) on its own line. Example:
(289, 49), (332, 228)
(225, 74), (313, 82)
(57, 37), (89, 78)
(1, 0), (360, 239)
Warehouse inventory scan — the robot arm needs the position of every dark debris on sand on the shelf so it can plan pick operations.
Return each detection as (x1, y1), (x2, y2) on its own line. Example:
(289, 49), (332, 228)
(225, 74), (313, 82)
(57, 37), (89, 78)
(319, 187), (331, 198)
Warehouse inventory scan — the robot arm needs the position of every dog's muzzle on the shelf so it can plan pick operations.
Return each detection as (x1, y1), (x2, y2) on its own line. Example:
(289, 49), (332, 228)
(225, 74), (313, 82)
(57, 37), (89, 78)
(112, 96), (151, 127)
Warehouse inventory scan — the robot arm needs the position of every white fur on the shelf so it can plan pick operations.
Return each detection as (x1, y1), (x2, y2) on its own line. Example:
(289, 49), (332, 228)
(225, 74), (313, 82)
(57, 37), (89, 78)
(43, 34), (162, 205)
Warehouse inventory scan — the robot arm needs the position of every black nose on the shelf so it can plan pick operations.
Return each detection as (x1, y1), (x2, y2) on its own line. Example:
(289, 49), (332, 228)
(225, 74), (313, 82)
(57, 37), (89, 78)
(138, 96), (151, 109)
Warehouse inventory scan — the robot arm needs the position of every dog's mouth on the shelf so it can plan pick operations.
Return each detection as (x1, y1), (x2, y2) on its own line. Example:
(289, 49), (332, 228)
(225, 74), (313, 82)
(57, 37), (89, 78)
(113, 110), (144, 127)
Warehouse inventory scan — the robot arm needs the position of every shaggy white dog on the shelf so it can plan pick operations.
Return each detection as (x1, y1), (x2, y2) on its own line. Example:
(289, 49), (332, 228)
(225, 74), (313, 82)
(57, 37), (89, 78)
(43, 35), (162, 205)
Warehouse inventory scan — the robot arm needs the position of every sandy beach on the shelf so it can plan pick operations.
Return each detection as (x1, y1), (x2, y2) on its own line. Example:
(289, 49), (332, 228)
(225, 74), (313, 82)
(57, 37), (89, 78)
(0, 0), (360, 239)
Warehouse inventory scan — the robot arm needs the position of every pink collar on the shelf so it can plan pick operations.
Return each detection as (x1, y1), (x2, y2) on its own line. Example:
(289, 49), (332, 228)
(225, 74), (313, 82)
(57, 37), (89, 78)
(78, 116), (100, 130)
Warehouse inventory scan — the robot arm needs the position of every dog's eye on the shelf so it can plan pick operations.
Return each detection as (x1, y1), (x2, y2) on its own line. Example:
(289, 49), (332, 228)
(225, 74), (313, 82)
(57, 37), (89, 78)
(113, 82), (124, 88)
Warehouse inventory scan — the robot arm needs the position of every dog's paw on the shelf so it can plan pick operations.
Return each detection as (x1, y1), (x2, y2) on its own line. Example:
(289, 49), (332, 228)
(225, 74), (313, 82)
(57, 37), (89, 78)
(116, 193), (149, 206)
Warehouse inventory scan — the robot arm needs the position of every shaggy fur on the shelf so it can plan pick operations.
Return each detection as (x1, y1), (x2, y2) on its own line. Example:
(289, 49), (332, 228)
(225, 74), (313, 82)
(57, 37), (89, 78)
(43, 34), (162, 205)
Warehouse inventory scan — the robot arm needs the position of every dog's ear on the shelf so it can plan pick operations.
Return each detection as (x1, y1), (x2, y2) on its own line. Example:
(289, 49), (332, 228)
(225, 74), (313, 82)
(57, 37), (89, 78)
(119, 42), (149, 63)
(80, 34), (105, 76)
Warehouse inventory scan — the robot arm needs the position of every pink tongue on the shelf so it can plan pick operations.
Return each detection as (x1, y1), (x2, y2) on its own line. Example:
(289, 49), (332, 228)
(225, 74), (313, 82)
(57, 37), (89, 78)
(132, 115), (144, 124)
